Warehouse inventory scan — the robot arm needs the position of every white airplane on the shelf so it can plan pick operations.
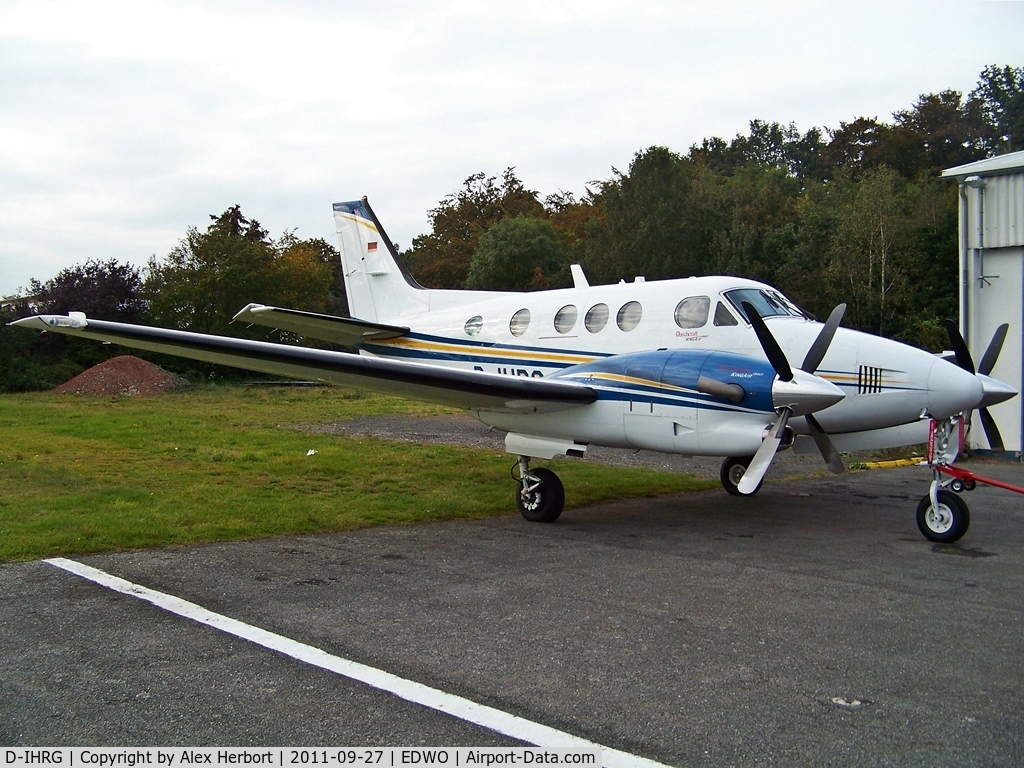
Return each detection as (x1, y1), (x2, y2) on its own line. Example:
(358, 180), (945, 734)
(13, 197), (1017, 524)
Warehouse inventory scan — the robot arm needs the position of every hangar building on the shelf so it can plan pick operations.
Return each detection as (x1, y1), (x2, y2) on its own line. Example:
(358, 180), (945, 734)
(943, 150), (1024, 456)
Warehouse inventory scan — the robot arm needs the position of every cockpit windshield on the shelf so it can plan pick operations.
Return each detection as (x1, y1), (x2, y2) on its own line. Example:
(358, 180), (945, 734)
(725, 288), (810, 321)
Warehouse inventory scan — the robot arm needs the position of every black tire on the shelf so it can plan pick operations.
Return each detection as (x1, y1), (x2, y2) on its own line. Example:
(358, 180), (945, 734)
(516, 467), (565, 523)
(916, 490), (970, 543)
(720, 456), (761, 496)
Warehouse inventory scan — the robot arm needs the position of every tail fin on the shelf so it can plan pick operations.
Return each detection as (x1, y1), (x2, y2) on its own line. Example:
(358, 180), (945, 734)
(333, 197), (428, 322)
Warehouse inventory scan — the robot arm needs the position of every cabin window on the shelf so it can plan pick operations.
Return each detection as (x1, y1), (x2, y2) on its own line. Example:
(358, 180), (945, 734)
(616, 301), (642, 332)
(464, 316), (483, 336)
(585, 303), (609, 333)
(554, 305), (578, 334)
(674, 296), (710, 329)
(510, 308), (531, 337)
(714, 301), (739, 327)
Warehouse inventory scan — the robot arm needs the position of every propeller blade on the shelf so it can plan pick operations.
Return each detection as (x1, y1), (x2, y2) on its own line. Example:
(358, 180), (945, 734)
(943, 319), (975, 374)
(801, 303), (846, 373)
(979, 408), (1005, 452)
(805, 413), (844, 474)
(742, 301), (793, 382)
(738, 408), (790, 494)
(978, 323), (1008, 377)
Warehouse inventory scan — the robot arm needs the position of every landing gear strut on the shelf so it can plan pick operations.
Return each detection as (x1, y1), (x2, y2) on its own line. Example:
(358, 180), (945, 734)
(720, 455), (762, 496)
(513, 456), (565, 523)
(917, 417), (972, 543)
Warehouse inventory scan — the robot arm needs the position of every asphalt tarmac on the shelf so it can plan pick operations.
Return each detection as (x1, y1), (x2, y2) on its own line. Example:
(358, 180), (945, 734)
(2, 459), (1023, 766)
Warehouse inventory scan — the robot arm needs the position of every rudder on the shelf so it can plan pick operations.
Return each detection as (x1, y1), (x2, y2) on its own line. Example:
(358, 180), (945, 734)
(333, 197), (427, 322)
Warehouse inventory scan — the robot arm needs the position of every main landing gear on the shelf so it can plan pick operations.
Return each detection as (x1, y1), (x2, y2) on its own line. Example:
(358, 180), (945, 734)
(720, 455), (762, 496)
(513, 456), (565, 523)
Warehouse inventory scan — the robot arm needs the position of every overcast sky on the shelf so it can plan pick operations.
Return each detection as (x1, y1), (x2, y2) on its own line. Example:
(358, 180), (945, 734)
(1, 0), (1022, 298)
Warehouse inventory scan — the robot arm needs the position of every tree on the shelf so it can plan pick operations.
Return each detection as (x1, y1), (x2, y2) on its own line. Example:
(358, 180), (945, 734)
(581, 146), (721, 283)
(706, 165), (801, 285)
(465, 217), (567, 291)
(19, 258), (150, 374)
(30, 258), (147, 322)
(145, 206), (333, 338)
(821, 117), (886, 177)
(544, 188), (593, 250)
(272, 234), (345, 315)
(0, 306), (82, 391)
(887, 90), (989, 176)
(209, 205), (269, 241)
(971, 64), (1024, 153)
(404, 169), (545, 288)
(689, 121), (828, 183)
(822, 168), (927, 337)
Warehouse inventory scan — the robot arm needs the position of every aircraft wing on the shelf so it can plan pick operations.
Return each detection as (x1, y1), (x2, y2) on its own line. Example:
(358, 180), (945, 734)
(11, 315), (597, 413)
(232, 304), (409, 346)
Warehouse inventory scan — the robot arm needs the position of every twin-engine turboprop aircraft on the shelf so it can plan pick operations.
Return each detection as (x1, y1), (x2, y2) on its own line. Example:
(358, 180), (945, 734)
(13, 198), (1016, 523)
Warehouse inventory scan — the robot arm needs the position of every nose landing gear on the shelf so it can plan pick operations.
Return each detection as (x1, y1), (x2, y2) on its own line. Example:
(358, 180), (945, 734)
(917, 488), (971, 543)
(917, 417), (1024, 543)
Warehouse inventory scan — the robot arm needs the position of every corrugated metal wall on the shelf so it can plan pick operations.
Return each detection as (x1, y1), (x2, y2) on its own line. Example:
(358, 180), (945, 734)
(961, 168), (1024, 453)
(966, 173), (1024, 249)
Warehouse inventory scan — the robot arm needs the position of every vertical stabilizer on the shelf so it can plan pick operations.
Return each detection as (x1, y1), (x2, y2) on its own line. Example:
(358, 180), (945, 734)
(333, 198), (428, 322)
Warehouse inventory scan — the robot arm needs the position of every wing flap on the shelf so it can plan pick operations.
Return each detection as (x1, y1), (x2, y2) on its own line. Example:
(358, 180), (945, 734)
(12, 315), (596, 413)
(232, 304), (408, 345)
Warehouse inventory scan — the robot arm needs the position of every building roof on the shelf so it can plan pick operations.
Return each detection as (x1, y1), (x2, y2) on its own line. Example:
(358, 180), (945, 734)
(942, 149), (1024, 180)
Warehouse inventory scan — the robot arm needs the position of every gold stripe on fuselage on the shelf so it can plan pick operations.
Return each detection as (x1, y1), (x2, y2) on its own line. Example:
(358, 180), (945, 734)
(559, 371), (696, 394)
(372, 337), (599, 366)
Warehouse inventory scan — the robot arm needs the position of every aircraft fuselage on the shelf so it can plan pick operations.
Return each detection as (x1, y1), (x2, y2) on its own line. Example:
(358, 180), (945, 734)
(356, 273), (981, 454)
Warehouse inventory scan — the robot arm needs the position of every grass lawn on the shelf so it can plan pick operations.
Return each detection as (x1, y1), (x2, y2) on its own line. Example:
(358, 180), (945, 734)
(0, 386), (716, 561)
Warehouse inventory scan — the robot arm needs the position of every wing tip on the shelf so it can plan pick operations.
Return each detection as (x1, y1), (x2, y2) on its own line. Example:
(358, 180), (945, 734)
(10, 313), (89, 330)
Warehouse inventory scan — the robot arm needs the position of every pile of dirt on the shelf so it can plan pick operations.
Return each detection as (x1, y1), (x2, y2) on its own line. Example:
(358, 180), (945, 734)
(55, 355), (187, 396)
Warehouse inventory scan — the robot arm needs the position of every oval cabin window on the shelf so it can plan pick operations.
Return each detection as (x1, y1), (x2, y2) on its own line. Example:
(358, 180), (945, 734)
(616, 301), (642, 332)
(585, 304), (609, 333)
(510, 308), (531, 337)
(464, 316), (483, 336)
(554, 305), (578, 334)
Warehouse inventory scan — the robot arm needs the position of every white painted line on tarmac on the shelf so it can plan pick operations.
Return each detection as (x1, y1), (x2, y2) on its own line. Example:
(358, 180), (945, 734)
(45, 557), (670, 768)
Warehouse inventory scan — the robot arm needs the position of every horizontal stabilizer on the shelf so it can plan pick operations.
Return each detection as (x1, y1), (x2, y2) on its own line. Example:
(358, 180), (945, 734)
(11, 314), (596, 414)
(232, 304), (408, 346)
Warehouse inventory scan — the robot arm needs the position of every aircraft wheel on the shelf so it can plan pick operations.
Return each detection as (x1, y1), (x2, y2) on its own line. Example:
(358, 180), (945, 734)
(516, 467), (565, 523)
(720, 456), (761, 496)
(916, 490), (970, 543)
(949, 476), (976, 493)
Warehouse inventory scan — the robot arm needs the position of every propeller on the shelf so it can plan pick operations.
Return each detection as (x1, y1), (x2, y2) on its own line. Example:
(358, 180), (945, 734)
(737, 302), (847, 494)
(943, 320), (1011, 451)
(977, 323), (1008, 378)
(801, 303), (847, 374)
(744, 302), (793, 383)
